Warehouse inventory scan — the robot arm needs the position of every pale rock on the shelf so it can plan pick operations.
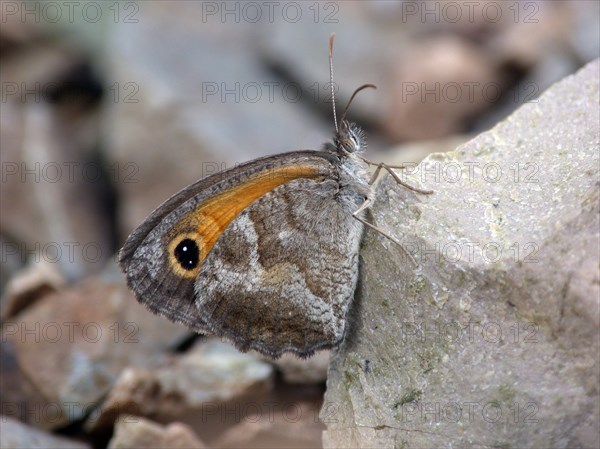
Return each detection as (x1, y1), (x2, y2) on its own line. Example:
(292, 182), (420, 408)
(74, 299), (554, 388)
(323, 60), (600, 449)
(108, 416), (205, 449)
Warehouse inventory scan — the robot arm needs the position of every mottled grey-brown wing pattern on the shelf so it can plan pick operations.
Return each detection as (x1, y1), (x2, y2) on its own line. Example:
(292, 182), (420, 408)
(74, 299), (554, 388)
(195, 176), (364, 358)
(119, 151), (338, 338)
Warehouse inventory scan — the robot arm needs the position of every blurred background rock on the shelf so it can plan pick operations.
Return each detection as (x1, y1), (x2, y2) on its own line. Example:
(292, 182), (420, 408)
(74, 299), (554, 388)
(1, 1), (598, 448)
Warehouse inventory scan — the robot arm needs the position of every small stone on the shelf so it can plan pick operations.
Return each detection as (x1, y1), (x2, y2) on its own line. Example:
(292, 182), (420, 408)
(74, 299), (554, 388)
(87, 339), (274, 437)
(108, 416), (205, 449)
(0, 260), (65, 320)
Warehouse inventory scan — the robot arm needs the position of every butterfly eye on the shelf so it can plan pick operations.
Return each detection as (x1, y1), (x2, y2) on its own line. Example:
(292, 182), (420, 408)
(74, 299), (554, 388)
(341, 139), (352, 152)
(341, 134), (358, 153)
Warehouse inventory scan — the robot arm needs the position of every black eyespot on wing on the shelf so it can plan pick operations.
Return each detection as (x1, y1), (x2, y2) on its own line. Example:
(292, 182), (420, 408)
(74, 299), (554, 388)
(174, 238), (200, 270)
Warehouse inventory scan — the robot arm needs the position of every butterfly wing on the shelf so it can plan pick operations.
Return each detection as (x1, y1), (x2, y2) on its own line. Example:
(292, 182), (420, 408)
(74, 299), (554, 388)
(119, 151), (338, 333)
(195, 175), (365, 358)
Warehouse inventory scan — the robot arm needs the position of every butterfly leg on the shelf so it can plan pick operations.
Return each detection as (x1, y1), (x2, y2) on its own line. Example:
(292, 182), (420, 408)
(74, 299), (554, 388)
(352, 197), (418, 267)
(381, 163), (433, 194)
(360, 156), (433, 194)
(368, 163), (384, 185)
(373, 162), (409, 169)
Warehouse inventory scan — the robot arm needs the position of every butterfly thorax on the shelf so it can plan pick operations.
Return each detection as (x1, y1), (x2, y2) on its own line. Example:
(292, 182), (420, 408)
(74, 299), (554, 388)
(322, 121), (373, 213)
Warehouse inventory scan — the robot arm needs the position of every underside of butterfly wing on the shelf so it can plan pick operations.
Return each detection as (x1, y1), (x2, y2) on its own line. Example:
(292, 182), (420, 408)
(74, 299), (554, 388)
(196, 176), (364, 358)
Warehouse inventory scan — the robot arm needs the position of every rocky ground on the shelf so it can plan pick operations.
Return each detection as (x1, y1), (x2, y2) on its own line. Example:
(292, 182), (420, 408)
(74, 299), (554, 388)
(1, 2), (598, 448)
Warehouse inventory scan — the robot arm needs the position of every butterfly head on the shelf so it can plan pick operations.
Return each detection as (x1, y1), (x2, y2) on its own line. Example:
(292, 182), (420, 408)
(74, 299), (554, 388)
(335, 120), (367, 155)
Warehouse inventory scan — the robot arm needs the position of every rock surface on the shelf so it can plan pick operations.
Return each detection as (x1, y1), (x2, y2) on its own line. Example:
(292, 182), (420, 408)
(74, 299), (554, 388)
(0, 260), (65, 319)
(214, 400), (323, 449)
(87, 340), (273, 438)
(0, 416), (90, 449)
(323, 60), (600, 448)
(108, 416), (205, 449)
(0, 263), (191, 430)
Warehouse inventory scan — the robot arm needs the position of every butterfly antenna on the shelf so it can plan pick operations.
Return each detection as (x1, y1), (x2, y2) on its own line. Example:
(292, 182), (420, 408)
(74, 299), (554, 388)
(340, 84), (377, 124)
(329, 33), (339, 133)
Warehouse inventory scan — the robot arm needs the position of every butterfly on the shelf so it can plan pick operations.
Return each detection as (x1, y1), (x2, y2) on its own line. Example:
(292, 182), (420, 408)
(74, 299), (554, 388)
(119, 34), (431, 358)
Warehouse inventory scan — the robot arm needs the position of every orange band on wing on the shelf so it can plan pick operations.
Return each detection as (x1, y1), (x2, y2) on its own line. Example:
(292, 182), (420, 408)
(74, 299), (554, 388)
(197, 164), (325, 260)
(167, 163), (327, 278)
